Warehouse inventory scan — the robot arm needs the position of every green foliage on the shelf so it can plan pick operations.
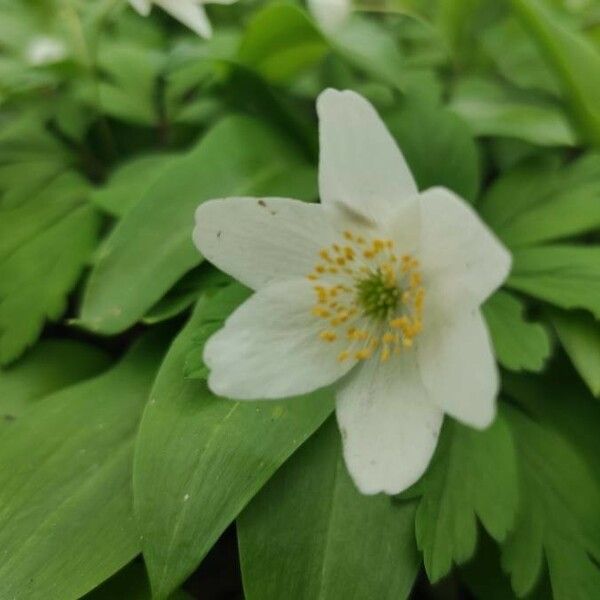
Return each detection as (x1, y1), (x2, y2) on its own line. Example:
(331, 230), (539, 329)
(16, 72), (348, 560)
(511, 0), (600, 146)
(481, 153), (600, 247)
(182, 282), (249, 378)
(238, 3), (328, 84)
(482, 290), (550, 372)
(0, 338), (110, 422)
(1, 0), (600, 596)
(548, 309), (600, 397)
(133, 299), (334, 599)
(509, 245), (600, 317)
(0, 171), (101, 363)
(79, 116), (316, 335)
(450, 77), (577, 147)
(502, 407), (600, 599)
(410, 411), (518, 582)
(386, 95), (480, 202)
(91, 153), (179, 218)
(238, 418), (420, 600)
(0, 332), (166, 599)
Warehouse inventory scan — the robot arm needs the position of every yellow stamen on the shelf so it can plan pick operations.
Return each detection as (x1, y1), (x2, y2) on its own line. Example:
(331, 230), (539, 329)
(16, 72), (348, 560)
(320, 331), (337, 342)
(338, 350), (350, 362)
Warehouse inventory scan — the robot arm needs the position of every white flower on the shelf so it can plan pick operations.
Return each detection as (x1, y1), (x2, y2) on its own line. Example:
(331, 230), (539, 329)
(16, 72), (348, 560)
(193, 89), (511, 495)
(26, 36), (67, 66)
(308, 0), (351, 32)
(128, 0), (236, 39)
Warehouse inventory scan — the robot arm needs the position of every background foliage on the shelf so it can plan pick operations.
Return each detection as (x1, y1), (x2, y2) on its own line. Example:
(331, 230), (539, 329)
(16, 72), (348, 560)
(1, 0), (600, 598)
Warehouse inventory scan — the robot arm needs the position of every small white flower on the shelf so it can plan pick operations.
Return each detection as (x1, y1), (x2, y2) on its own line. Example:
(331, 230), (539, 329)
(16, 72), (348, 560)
(128, 0), (237, 39)
(193, 89), (511, 495)
(26, 36), (67, 66)
(308, 0), (351, 32)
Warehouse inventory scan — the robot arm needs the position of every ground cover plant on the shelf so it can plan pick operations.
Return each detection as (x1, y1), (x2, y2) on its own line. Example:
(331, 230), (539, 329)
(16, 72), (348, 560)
(1, 0), (600, 598)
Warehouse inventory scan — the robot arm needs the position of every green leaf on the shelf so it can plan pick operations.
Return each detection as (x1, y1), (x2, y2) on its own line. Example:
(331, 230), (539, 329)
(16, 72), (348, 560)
(413, 410), (518, 582)
(508, 245), (600, 318)
(547, 309), (600, 397)
(84, 560), (152, 600)
(480, 154), (600, 247)
(79, 115), (316, 335)
(133, 300), (335, 599)
(182, 282), (249, 378)
(460, 531), (551, 600)
(238, 3), (328, 85)
(84, 558), (193, 600)
(482, 16), (560, 96)
(238, 418), (420, 600)
(502, 407), (600, 599)
(91, 154), (178, 218)
(0, 331), (166, 600)
(482, 290), (551, 373)
(143, 267), (230, 326)
(330, 16), (407, 93)
(0, 339), (110, 423)
(0, 116), (73, 206)
(238, 6), (408, 92)
(386, 96), (480, 202)
(503, 366), (600, 486)
(511, 0), (600, 147)
(0, 171), (101, 364)
(449, 77), (577, 147)
(94, 41), (165, 126)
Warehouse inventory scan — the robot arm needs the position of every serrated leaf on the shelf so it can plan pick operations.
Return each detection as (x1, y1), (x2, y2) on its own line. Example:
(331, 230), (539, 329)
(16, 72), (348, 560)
(502, 408), (600, 599)
(238, 418), (420, 600)
(0, 331), (166, 600)
(547, 309), (600, 397)
(480, 154), (600, 247)
(133, 300), (334, 599)
(79, 115), (316, 335)
(413, 411), (518, 582)
(93, 41), (165, 126)
(0, 171), (101, 364)
(511, 0), (600, 146)
(386, 96), (480, 202)
(503, 365), (600, 486)
(460, 531), (551, 600)
(508, 245), (600, 318)
(449, 77), (577, 147)
(0, 116), (72, 207)
(482, 290), (551, 372)
(0, 339), (110, 423)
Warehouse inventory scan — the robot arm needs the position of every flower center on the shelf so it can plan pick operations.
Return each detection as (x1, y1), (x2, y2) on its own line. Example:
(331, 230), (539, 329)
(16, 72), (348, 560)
(356, 269), (401, 320)
(307, 230), (425, 363)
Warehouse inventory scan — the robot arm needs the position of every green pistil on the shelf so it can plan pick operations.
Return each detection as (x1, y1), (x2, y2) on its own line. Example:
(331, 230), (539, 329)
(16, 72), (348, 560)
(356, 270), (401, 320)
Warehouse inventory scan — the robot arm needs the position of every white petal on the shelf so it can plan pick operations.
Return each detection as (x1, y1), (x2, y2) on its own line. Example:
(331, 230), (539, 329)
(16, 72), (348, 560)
(419, 187), (511, 311)
(128, 0), (152, 15)
(194, 197), (340, 290)
(335, 355), (443, 495)
(308, 0), (351, 31)
(155, 0), (212, 37)
(418, 308), (498, 429)
(204, 279), (357, 399)
(317, 89), (418, 225)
